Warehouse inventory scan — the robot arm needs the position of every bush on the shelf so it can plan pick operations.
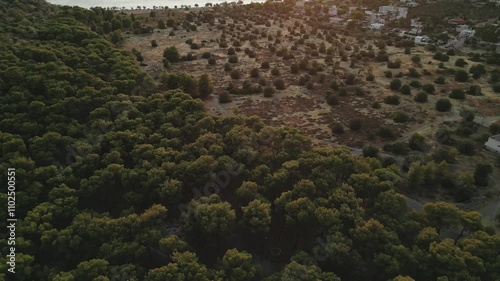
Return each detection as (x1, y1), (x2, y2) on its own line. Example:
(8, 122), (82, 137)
(489, 123), (500, 134)
(455, 58), (468, 67)
(363, 146), (379, 158)
(372, 101), (381, 109)
(291, 63), (299, 74)
(366, 73), (375, 81)
(201, 52), (212, 59)
(349, 119), (363, 131)
(326, 94), (339, 106)
(230, 69), (241, 79)
(208, 57), (216, 65)
(332, 123), (344, 134)
(458, 139), (476, 156)
(387, 59), (402, 69)
(384, 95), (400, 105)
(455, 70), (468, 82)
(224, 63), (232, 72)
(466, 85), (482, 96)
(219, 91), (232, 103)
(228, 55), (238, 63)
(393, 111), (410, 123)
(250, 68), (260, 78)
(449, 89), (465, 99)
(434, 76), (446, 84)
(378, 126), (396, 139)
(274, 79), (285, 90)
(151, 40), (158, 48)
(493, 83), (500, 93)
(261, 61), (270, 69)
(407, 68), (420, 78)
(306, 82), (314, 90)
(390, 79), (402, 90)
(263, 86), (275, 97)
(409, 134), (427, 151)
(190, 43), (199, 50)
(410, 80), (421, 88)
(400, 84), (411, 95)
(271, 67), (280, 76)
(384, 71), (393, 78)
(422, 84), (435, 94)
(435, 98), (452, 112)
(414, 92), (428, 103)
(163, 46), (180, 63)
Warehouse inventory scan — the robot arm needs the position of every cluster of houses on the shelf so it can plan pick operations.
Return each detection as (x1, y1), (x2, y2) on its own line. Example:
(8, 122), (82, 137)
(292, 0), (479, 49)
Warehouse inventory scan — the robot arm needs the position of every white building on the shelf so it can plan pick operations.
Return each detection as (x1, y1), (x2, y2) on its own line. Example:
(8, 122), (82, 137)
(379, 5), (397, 15)
(397, 7), (408, 19)
(329, 5), (338, 16)
(370, 23), (385, 30)
(485, 135), (500, 153)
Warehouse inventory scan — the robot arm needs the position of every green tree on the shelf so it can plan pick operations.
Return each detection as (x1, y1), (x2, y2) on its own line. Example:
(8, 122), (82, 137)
(163, 46), (180, 63)
(198, 74), (214, 98)
(220, 249), (259, 281)
(241, 199), (271, 233)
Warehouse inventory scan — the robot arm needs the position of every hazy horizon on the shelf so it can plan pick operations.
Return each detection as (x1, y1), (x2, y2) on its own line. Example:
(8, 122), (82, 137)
(46, 0), (266, 9)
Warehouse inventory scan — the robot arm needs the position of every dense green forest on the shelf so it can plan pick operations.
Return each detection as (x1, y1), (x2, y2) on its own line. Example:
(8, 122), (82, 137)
(0, 1), (499, 281)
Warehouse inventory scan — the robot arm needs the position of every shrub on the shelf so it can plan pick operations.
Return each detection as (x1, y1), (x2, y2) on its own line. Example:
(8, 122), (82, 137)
(387, 59), (402, 69)
(326, 94), (339, 106)
(458, 140), (476, 156)
(190, 43), (199, 49)
(349, 119), (363, 131)
(407, 68), (420, 78)
(489, 123), (500, 134)
(449, 89), (465, 99)
(163, 46), (180, 63)
(306, 82), (314, 90)
(250, 68), (259, 78)
(363, 146), (379, 158)
(378, 126), (396, 139)
(345, 73), (356, 85)
(466, 85), (481, 96)
(393, 111), (410, 123)
(291, 63), (299, 74)
(151, 40), (158, 48)
(201, 52), (212, 59)
(384, 71), (393, 78)
(435, 98), (452, 112)
(274, 79), (285, 90)
(263, 86), (275, 97)
(410, 80), (421, 88)
(228, 55), (238, 63)
(366, 73), (375, 81)
(422, 84), (435, 94)
(372, 101), (381, 109)
(230, 69), (241, 79)
(400, 84), (412, 95)
(414, 92), (428, 103)
(390, 79), (402, 90)
(219, 91), (232, 103)
(208, 57), (216, 65)
(493, 83), (500, 93)
(434, 76), (446, 84)
(271, 67), (280, 76)
(384, 95), (400, 105)
(332, 122), (344, 134)
(455, 58), (468, 67)
(224, 63), (232, 72)
(261, 61), (270, 69)
(409, 134), (427, 151)
(455, 70), (468, 82)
